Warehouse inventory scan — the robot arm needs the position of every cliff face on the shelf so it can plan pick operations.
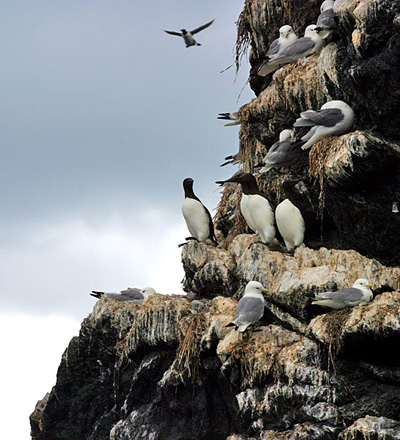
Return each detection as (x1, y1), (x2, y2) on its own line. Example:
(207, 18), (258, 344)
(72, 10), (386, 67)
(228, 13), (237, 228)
(31, 1), (400, 439)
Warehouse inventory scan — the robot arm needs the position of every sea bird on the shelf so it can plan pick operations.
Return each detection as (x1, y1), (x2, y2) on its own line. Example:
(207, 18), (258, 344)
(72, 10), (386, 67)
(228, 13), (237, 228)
(315, 0), (338, 39)
(258, 25), (298, 76)
(262, 25), (324, 72)
(312, 279), (373, 310)
(164, 19), (214, 47)
(180, 177), (217, 247)
(217, 112), (241, 127)
(293, 100), (355, 150)
(216, 173), (276, 246)
(257, 129), (303, 173)
(90, 287), (155, 302)
(226, 281), (268, 332)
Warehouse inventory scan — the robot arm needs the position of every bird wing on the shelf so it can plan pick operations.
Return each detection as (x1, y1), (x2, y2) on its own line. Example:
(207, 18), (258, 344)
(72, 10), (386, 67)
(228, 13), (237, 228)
(120, 289), (143, 300)
(271, 37), (315, 61)
(317, 9), (338, 30)
(294, 108), (344, 128)
(235, 296), (264, 324)
(190, 19), (215, 35)
(217, 112), (238, 121)
(164, 30), (182, 36)
(266, 38), (280, 56)
(315, 288), (363, 304)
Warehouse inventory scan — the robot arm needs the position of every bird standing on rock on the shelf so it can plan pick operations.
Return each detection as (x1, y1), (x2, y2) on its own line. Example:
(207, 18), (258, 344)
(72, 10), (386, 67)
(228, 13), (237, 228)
(180, 178), (217, 247)
(257, 129), (304, 174)
(163, 19), (214, 47)
(258, 25), (298, 76)
(226, 281), (268, 333)
(216, 173), (277, 247)
(315, 0), (338, 39)
(90, 287), (156, 303)
(293, 100), (355, 150)
(312, 279), (373, 310)
(261, 25), (324, 73)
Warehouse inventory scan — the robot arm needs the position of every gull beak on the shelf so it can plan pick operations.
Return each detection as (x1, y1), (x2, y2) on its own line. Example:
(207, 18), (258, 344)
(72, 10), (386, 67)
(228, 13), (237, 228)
(262, 289), (270, 294)
(366, 283), (373, 288)
(284, 33), (289, 39)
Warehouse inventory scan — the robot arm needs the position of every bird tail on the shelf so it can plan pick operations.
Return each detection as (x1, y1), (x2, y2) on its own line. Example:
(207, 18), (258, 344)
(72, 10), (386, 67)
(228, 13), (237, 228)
(90, 291), (104, 299)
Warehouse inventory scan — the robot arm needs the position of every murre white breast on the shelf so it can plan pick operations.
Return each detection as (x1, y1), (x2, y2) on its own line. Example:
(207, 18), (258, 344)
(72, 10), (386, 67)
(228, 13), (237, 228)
(275, 198), (305, 252)
(180, 177), (217, 247)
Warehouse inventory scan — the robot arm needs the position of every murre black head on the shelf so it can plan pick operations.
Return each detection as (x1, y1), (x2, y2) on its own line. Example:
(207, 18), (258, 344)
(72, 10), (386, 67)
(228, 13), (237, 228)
(181, 29), (188, 34)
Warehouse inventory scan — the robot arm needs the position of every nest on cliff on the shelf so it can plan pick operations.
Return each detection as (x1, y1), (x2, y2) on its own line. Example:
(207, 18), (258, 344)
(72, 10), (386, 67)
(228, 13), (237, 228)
(172, 312), (208, 384)
(234, 6), (252, 74)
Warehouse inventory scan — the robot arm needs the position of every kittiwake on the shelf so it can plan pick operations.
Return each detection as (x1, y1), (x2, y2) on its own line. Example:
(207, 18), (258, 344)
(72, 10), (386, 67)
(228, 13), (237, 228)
(315, 1), (338, 39)
(293, 100), (355, 150)
(312, 279), (373, 310)
(90, 287), (156, 302)
(220, 152), (240, 167)
(226, 281), (268, 332)
(257, 129), (303, 173)
(264, 25), (324, 70)
(258, 25), (298, 76)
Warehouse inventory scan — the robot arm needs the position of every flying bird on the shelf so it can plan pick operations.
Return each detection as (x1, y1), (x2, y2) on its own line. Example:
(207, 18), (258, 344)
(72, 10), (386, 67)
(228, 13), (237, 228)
(258, 25), (298, 76)
(312, 279), (373, 310)
(216, 173), (276, 246)
(257, 129), (303, 173)
(315, 0), (338, 39)
(180, 177), (218, 247)
(217, 112), (241, 127)
(263, 25), (324, 71)
(275, 184), (305, 253)
(220, 152), (240, 167)
(90, 287), (156, 303)
(163, 19), (215, 47)
(293, 100), (355, 150)
(226, 281), (267, 332)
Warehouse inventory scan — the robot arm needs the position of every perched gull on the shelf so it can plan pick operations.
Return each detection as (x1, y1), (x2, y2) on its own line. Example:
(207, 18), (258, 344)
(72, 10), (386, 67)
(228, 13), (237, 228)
(312, 279), (373, 310)
(220, 152), (240, 167)
(257, 129), (303, 173)
(293, 100), (355, 150)
(275, 181), (305, 252)
(163, 19), (214, 47)
(180, 177), (218, 247)
(264, 25), (324, 71)
(226, 281), (267, 332)
(90, 287), (156, 303)
(315, 0), (338, 39)
(258, 25), (298, 76)
(217, 112), (241, 127)
(216, 173), (276, 246)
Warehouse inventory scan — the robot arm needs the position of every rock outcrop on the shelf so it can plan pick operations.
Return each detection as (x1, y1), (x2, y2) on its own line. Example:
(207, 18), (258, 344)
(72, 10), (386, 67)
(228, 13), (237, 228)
(31, 1), (400, 439)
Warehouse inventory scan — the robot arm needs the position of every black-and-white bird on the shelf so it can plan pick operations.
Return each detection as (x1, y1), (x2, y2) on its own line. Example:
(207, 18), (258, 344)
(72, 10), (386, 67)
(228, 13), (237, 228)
(217, 112), (241, 127)
(180, 177), (217, 247)
(90, 287), (156, 303)
(164, 19), (214, 47)
(293, 100), (355, 150)
(275, 188), (305, 252)
(312, 279), (373, 310)
(258, 25), (298, 76)
(257, 129), (303, 173)
(263, 24), (324, 71)
(315, 0), (338, 39)
(216, 173), (276, 246)
(220, 152), (240, 167)
(226, 281), (267, 332)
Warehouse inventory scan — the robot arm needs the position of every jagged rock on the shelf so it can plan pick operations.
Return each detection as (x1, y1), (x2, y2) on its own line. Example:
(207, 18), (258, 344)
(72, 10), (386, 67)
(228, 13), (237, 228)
(339, 415), (400, 440)
(307, 291), (400, 357)
(32, 1), (400, 440)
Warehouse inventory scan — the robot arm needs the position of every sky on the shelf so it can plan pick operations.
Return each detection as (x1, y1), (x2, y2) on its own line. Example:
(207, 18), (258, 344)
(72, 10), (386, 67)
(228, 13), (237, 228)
(0, 1), (254, 438)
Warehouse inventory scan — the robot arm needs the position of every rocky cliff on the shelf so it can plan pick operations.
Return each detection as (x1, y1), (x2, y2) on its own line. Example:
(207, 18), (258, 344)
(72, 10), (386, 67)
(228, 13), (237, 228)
(31, 1), (400, 439)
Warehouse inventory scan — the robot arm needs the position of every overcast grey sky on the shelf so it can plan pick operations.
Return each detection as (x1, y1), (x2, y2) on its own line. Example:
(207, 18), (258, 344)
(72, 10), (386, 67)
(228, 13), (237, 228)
(0, 2), (254, 438)
(0, 0), (253, 318)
